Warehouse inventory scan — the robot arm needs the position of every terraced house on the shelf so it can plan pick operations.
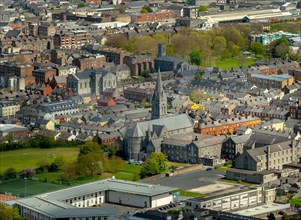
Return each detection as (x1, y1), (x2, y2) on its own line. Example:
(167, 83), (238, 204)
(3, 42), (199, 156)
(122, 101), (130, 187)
(194, 115), (261, 135)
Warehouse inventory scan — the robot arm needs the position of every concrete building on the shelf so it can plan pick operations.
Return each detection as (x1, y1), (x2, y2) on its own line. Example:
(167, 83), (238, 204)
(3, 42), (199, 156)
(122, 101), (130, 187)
(185, 186), (276, 212)
(0, 100), (20, 118)
(11, 178), (176, 219)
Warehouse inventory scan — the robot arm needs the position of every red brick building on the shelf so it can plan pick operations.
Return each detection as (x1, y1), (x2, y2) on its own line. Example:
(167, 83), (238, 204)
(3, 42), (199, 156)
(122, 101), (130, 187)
(98, 98), (116, 107)
(195, 115), (261, 135)
(123, 54), (154, 76)
(72, 55), (106, 71)
(32, 68), (57, 84)
(53, 30), (92, 49)
(132, 11), (175, 23)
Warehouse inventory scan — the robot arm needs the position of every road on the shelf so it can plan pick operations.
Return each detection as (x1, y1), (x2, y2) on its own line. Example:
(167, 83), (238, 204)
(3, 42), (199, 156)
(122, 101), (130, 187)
(142, 169), (226, 190)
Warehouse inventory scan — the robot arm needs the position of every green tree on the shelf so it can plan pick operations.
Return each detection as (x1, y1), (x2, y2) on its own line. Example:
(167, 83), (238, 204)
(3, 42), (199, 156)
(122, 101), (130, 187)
(77, 2), (86, 8)
(194, 71), (203, 81)
(270, 37), (289, 58)
(111, 155), (124, 173)
(199, 6), (208, 12)
(105, 34), (128, 49)
(190, 90), (208, 102)
(141, 8), (148, 13)
(250, 42), (266, 57)
(4, 168), (16, 180)
(49, 157), (66, 172)
(141, 68), (150, 77)
(267, 213), (276, 220)
(139, 152), (167, 178)
(141, 6), (152, 13)
(61, 162), (78, 181)
(0, 204), (23, 220)
(189, 51), (202, 66)
(275, 43), (289, 58)
(77, 153), (104, 178)
(79, 141), (103, 156)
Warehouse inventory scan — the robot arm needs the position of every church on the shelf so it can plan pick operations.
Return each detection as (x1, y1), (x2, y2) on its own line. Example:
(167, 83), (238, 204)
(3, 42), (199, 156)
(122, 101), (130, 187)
(123, 69), (194, 161)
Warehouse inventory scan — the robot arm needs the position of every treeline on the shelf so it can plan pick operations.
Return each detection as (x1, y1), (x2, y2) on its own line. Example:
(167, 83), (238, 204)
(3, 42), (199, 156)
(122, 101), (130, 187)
(105, 23), (301, 66)
(0, 134), (83, 151)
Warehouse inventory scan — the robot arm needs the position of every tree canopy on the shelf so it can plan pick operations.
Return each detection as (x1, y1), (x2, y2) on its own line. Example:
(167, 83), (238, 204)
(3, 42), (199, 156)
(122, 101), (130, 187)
(189, 51), (202, 66)
(139, 152), (167, 178)
(0, 204), (23, 220)
(77, 2), (86, 8)
(199, 6), (208, 12)
(250, 42), (266, 57)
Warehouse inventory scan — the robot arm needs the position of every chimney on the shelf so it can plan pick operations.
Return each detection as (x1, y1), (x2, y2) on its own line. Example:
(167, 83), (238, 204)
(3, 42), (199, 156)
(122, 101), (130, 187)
(267, 146), (271, 171)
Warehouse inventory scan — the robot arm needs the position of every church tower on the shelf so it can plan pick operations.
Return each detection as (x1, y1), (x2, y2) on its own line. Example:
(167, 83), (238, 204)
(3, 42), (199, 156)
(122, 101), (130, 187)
(151, 68), (167, 120)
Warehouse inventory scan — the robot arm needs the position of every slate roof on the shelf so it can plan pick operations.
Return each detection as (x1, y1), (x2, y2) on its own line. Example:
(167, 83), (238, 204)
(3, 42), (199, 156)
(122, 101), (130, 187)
(226, 134), (251, 144)
(247, 141), (292, 161)
(125, 114), (193, 138)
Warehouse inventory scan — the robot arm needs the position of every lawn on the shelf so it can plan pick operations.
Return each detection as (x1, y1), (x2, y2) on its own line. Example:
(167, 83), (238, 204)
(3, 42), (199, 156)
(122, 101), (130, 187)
(0, 147), (80, 173)
(213, 57), (256, 70)
(0, 179), (67, 197)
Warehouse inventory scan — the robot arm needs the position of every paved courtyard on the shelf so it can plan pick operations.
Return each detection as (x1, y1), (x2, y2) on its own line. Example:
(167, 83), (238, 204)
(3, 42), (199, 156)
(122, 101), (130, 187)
(143, 169), (228, 191)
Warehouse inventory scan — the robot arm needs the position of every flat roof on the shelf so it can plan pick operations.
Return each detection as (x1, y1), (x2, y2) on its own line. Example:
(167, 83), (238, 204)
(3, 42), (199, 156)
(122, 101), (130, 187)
(15, 197), (117, 218)
(253, 74), (292, 82)
(41, 178), (176, 201)
(233, 203), (290, 216)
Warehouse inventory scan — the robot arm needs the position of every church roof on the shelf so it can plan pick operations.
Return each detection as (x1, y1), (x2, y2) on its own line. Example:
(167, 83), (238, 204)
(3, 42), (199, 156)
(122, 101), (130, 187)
(125, 114), (194, 138)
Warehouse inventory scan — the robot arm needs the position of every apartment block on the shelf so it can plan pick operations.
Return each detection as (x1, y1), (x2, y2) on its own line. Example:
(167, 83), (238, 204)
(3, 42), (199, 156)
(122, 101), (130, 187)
(53, 30), (92, 49)
(0, 100), (20, 118)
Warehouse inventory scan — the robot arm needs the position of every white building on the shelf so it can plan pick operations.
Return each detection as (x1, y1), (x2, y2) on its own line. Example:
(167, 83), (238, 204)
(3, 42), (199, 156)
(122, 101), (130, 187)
(12, 178), (176, 220)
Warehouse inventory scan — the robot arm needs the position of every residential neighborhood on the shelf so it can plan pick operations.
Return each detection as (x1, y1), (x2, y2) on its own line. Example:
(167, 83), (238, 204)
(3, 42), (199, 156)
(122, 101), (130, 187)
(0, 0), (301, 219)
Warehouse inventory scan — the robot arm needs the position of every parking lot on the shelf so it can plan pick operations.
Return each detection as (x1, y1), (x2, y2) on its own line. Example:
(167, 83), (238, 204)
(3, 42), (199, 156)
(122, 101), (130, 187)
(142, 169), (227, 191)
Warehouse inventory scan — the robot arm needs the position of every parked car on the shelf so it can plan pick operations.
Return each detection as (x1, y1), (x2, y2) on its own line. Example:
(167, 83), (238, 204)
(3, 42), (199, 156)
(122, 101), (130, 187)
(206, 167), (213, 171)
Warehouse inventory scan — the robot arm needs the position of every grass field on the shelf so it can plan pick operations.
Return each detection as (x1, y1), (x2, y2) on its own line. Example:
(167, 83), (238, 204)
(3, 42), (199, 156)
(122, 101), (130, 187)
(0, 147), (79, 173)
(0, 179), (67, 197)
(213, 57), (256, 70)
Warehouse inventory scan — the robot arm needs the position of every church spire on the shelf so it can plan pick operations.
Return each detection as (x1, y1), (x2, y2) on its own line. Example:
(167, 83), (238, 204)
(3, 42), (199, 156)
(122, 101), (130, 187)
(151, 68), (167, 120)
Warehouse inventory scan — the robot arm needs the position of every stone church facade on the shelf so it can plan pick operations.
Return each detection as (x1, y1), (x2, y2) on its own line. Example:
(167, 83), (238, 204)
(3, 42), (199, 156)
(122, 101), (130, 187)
(123, 70), (194, 160)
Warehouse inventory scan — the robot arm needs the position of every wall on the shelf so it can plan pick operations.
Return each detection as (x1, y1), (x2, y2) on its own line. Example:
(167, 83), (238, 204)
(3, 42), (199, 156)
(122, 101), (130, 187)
(107, 191), (149, 208)
(151, 193), (173, 208)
